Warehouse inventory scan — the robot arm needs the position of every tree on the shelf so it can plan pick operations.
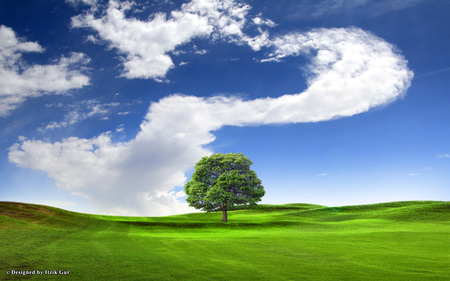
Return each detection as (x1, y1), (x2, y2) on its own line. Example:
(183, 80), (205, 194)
(184, 152), (265, 222)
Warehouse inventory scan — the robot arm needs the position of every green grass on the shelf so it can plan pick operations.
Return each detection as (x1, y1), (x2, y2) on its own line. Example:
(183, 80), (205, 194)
(0, 201), (449, 280)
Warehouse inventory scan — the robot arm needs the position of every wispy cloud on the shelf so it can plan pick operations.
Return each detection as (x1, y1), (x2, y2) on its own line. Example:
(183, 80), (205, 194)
(38, 100), (120, 132)
(414, 67), (450, 79)
(316, 173), (330, 177)
(115, 124), (125, 133)
(368, 0), (424, 16)
(9, 21), (413, 216)
(289, 0), (424, 19)
(438, 153), (450, 159)
(0, 26), (90, 117)
(408, 173), (419, 176)
(65, 0), (98, 7)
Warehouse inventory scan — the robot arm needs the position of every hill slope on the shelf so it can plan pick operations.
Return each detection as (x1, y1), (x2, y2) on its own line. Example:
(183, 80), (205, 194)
(0, 201), (449, 280)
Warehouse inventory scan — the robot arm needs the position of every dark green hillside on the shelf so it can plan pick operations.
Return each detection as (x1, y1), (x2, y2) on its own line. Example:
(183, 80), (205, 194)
(0, 201), (449, 280)
(0, 202), (93, 228)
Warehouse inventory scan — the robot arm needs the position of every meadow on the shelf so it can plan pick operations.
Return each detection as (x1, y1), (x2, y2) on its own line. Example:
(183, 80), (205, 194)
(0, 201), (448, 280)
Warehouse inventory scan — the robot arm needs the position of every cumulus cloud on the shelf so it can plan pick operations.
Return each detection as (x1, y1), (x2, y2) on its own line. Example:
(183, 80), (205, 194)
(9, 27), (413, 216)
(71, 0), (271, 80)
(0, 26), (90, 117)
(9, 129), (203, 216)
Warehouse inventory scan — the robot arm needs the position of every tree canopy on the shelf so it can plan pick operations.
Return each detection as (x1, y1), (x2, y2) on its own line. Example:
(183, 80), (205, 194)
(184, 152), (265, 222)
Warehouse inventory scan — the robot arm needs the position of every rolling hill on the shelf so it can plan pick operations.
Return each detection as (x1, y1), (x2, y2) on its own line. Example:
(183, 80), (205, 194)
(0, 201), (449, 280)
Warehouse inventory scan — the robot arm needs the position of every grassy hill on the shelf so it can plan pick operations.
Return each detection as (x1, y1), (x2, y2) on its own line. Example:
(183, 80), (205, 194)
(0, 201), (449, 280)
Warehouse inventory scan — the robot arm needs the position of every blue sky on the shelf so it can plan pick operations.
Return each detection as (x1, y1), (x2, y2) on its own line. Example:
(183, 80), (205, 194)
(0, 0), (449, 216)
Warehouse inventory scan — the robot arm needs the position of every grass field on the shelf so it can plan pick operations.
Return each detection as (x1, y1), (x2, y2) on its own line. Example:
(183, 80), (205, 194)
(0, 201), (449, 280)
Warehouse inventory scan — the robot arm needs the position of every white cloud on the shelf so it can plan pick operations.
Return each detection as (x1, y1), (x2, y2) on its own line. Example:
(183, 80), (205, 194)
(9, 129), (203, 216)
(71, 0), (271, 80)
(438, 154), (450, 159)
(115, 124), (125, 133)
(408, 173), (419, 176)
(253, 15), (275, 27)
(71, 0), (211, 80)
(260, 28), (413, 122)
(195, 49), (208, 55)
(85, 34), (101, 44)
(0, 25), (90, 117)
(66, 0), (98, 7)
(9, 27), (413, 216)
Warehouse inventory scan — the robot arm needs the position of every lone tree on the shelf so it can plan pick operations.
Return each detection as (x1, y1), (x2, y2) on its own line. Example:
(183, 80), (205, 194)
(184, 152), (265, 222)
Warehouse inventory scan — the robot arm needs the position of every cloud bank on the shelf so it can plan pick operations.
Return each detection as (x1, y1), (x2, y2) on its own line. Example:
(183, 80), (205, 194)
(9, 22), (413, 215)
(0, 26), (90, 117)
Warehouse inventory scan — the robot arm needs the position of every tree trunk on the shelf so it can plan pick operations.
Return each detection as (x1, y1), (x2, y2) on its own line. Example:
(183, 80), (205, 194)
(222, 205), (228, 222)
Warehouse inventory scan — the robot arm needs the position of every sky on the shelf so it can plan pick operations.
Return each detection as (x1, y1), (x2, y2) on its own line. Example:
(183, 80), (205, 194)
(0, 0), (449, 216)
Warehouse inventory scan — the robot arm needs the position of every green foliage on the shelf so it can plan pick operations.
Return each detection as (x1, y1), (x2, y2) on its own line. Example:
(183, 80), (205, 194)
(184, 153), (265, 214)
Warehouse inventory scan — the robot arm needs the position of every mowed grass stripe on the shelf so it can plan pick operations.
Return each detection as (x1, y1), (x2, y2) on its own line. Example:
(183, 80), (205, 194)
(0, 201), (448, 280)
